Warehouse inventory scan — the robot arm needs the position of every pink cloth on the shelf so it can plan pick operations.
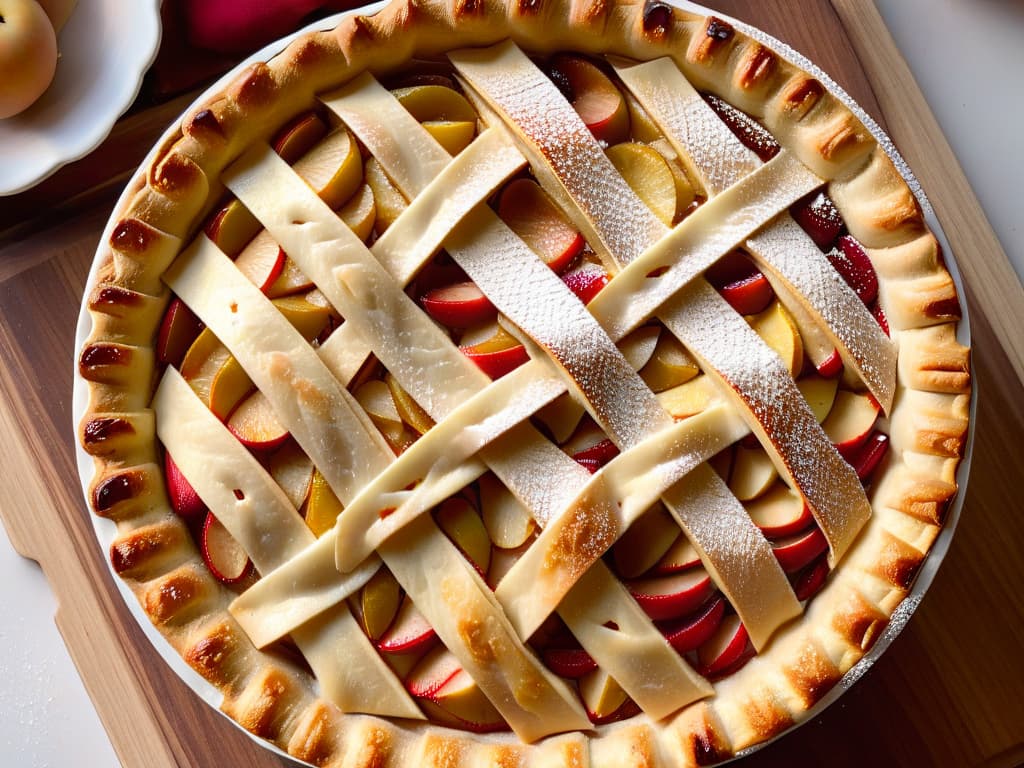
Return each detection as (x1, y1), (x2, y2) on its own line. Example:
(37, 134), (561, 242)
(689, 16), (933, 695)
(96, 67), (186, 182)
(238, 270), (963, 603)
(182, 0), (354, 54)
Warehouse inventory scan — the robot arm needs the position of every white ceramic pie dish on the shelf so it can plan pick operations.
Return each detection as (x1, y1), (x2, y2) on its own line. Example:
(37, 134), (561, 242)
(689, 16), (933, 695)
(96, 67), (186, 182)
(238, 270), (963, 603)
(70, 2), (974, 764)
(0, 0), (162, 196)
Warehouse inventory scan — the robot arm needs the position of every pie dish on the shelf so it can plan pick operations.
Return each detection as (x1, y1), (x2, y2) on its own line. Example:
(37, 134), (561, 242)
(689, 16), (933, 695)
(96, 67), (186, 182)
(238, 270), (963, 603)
(75, 0), (972, 764)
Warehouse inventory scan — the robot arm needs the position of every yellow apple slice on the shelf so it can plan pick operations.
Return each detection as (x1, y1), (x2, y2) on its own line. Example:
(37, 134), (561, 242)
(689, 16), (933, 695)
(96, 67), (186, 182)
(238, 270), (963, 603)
(179, 328), (252, 419)
(365, 157), (408, 233)
(205, 198), (261, 258)
(656, 375), (716, 421)
(638, 330), (699, 393)
(796, 374), (840, 423)
(612, 503), (679, 579)
(435, 496), (492, 575)
(354, 379), (404, 447)
(338, 183), (376, 242)
(422, 121), (477, 156)
(272, 111), (328, 163)
(729, 443), (778, 502)
(384, 371), (434, 436)
(265, 256), (314, 299)
(267, 440), (313, 510)
(271, 294), (332, 341)
(605, 142), (678, 226)
(226, 389), (289, 451)
(360, 567), (402, 641)
(408, 647), (506, 732)
(746, 300), (803, 377)
(293, 127), (363, 211)
(578, 668), (631, 724)
(648, 138), (698, 213)
(479, 473), (534, 550)
(393, 84), (477, 122)
(304, 468), (344, 537)
(623, 88), (661, 142)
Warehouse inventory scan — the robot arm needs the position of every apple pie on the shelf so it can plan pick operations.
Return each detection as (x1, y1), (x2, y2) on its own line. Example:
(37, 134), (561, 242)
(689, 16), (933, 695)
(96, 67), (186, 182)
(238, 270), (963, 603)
(76, 0), (971, 764)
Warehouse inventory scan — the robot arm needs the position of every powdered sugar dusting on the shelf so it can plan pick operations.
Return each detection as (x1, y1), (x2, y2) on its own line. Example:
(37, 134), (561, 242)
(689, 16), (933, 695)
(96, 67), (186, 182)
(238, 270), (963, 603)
(452, 44), (666, 266)
(447, 209), (669, 449)
(660, 282), (870, 562)
(746, 217), (897, 411)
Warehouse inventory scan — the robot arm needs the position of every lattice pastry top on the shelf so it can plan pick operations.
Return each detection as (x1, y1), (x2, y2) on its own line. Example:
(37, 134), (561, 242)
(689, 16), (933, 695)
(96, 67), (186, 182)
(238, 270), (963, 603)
(77, 0), (971, 765)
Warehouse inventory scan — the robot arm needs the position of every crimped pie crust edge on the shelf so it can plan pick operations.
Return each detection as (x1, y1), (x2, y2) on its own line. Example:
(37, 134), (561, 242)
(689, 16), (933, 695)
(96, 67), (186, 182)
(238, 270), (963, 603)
(74, 0), (972, 765)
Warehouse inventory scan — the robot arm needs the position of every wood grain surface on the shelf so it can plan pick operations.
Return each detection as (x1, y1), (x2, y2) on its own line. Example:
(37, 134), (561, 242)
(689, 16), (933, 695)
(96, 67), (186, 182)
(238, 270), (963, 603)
(0, 2), (1021, 766)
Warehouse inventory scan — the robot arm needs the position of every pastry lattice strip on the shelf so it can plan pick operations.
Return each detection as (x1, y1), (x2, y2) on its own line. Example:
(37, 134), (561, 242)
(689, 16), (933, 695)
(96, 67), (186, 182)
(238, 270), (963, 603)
(162, 236), (592, 741)
(320, 70), (805, 646)
(153, 367), (421, 718)
(224, 60), (816, 655)
(611, 56), (896, 413)
(450, 41), (872, 567)
(220, 140), (713, 721)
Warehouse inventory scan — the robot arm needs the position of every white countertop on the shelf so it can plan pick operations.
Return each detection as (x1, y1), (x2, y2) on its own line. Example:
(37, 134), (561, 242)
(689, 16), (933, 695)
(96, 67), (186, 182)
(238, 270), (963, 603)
(2, 2), (1022, 765)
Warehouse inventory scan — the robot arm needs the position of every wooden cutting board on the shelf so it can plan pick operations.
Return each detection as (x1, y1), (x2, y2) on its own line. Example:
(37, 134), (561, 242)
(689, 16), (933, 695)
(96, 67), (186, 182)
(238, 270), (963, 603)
(1, 2), (1022, 766)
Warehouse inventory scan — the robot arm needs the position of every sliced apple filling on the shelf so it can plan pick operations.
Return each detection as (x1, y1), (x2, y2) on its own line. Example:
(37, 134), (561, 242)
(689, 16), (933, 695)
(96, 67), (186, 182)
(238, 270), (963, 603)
(150, 54), (897, 737)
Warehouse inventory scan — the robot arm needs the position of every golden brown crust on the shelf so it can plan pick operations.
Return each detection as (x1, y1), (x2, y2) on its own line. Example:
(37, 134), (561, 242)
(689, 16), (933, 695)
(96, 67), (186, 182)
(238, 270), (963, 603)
(75, 0), (970, 765)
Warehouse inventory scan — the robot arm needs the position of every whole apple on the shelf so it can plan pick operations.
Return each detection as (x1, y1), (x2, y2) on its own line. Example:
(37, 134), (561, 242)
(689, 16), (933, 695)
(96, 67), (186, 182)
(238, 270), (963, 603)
(0, 0), (58, 119)
(34, 0), (75, 32)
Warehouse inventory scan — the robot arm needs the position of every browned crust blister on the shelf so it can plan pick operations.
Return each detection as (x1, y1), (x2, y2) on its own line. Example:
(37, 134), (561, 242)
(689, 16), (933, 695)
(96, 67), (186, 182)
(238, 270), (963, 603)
(75, 0), (970, 765)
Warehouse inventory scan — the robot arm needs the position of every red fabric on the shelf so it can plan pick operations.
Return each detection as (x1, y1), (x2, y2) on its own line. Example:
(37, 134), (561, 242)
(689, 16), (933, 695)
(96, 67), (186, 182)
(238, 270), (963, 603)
(182, 0), (331, 54)
(150, 0), (364, 97)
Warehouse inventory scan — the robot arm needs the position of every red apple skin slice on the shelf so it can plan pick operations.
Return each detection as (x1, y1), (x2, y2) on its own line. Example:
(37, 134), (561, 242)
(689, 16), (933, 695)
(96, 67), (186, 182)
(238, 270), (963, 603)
(459, 343), (529, 379)
(235, 242), (286, 294)
(704, 93), (780, 162)
(378, 596), (438, 654)
(793, 554), (830, 602)
(561, 262), (610, 305)
(570, 438), (619, 468)
(830, 235), (880, 305)
(226, 390), (290, 451)
(816, 347), (844, 378)
(497, 178), (585, 273)
(659, 594), (726, 654)
(417, 695), (509, 734)
(697, 614), (755, 679)
(651, 535), (701, 575)
(421, 281), (497, 328)
(156, 298), (204, 367)
(542, 647), (598, 679)
(717, 272), (774, 316)
(850, 430), (890, 481)
(824, 390), (881, 459)
(790, 190), (844, 251)
(626, 568), (715, 622)
(745, 484), (814, 539)
(201, 511), (251, 584)
(405, 645), (460, 698)
(772, 526), (829, 574)
(165, 452), (205, 519)
(548, 54), (629, 146)
(586, 698), (642, 727)
(872, 301), (891, 336)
